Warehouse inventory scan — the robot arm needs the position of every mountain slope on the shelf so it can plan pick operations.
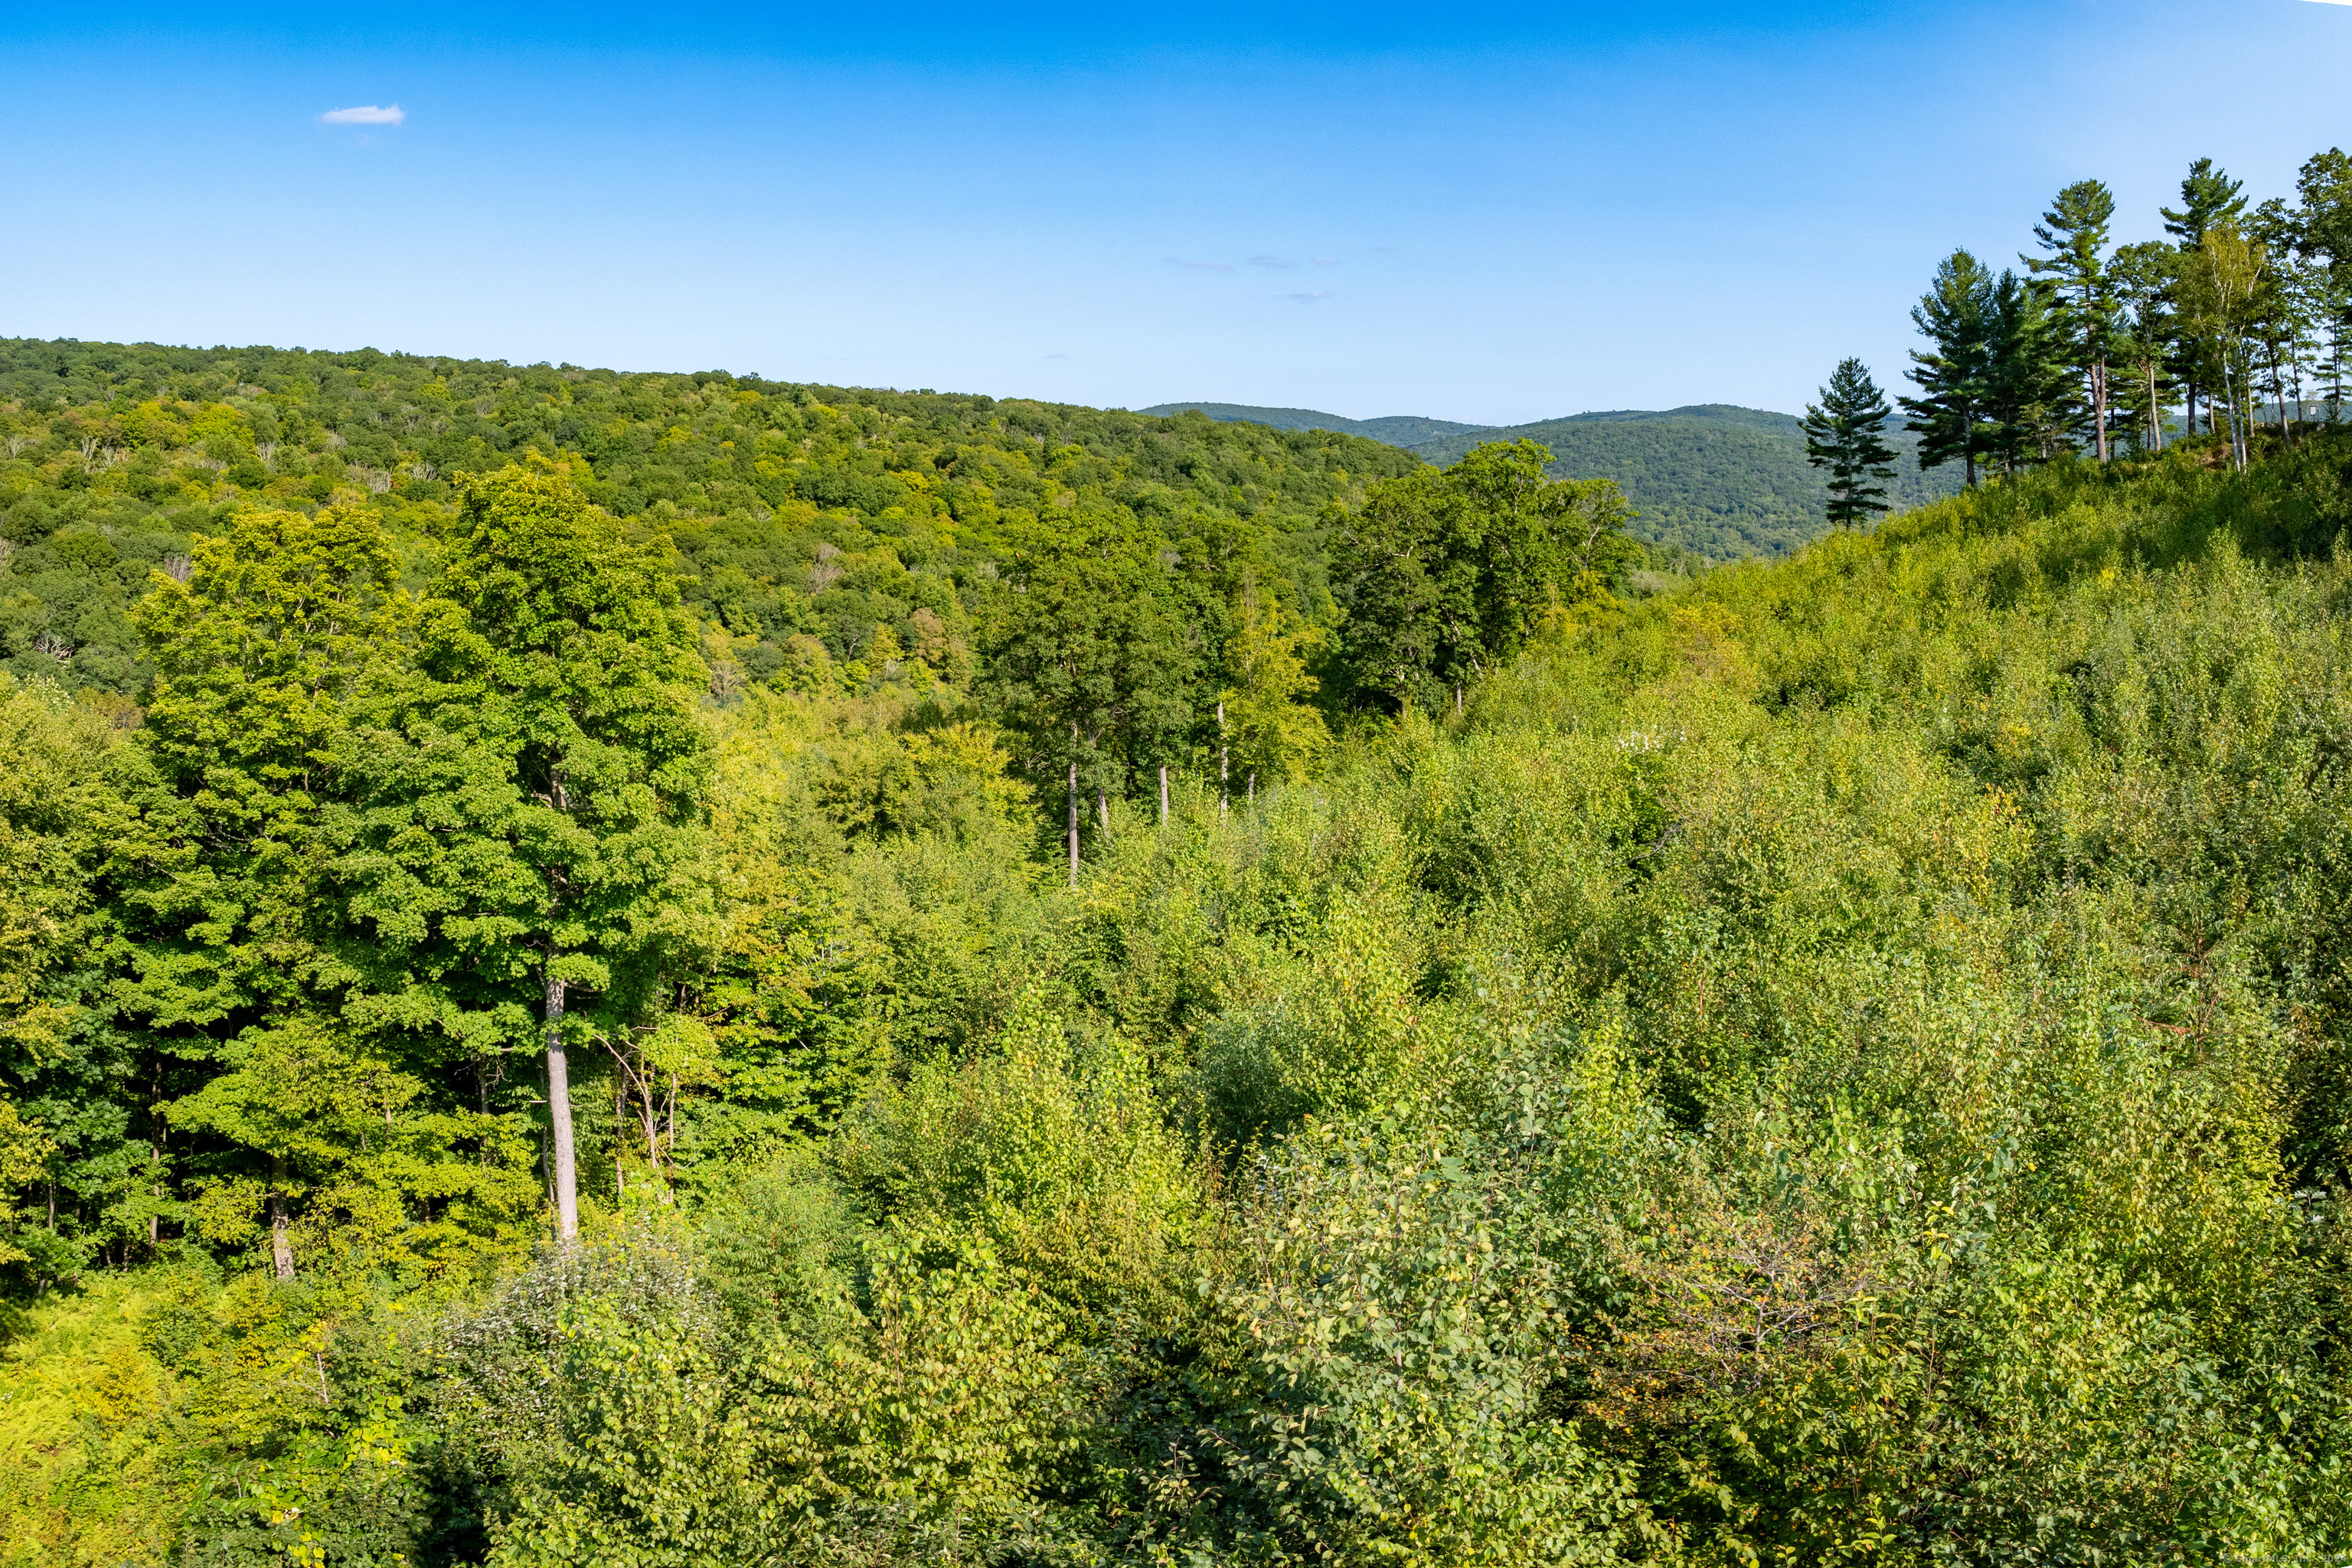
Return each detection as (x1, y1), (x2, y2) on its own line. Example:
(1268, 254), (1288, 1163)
(1147, 398), (1969, 559)
(0, 340), (1424, 695)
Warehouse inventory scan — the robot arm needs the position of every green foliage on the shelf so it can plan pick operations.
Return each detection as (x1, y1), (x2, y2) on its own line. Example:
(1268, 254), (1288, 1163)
(1331, 439), (1634, 713)
(1219, 570), (1330, 788)
(976, 504), (1201, 813)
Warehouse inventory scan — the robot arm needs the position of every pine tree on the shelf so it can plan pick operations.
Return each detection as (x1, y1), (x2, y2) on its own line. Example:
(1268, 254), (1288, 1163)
(2248, 198), (2316, 443)
(2295, 149), (2352, 422)
(1981, 268), (2072, 473)
(2026, 180), (2120, 460)
(2161, 158), (2249, 435)
(1801, 358), (1899, 527)
(1901, 249), (1994, 486)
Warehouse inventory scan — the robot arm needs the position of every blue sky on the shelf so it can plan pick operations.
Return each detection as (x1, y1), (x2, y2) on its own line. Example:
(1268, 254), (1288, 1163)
(3, 2), (2348, 424)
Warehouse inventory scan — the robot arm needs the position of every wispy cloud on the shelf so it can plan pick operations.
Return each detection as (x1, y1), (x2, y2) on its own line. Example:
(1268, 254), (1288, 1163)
(1249, 254), (1296, 270)
(1312, 257), (1338, 266)
(1279, 291), (1331, 305)
(321, 104), (404, 126)
(1166, 256), (1233, 270)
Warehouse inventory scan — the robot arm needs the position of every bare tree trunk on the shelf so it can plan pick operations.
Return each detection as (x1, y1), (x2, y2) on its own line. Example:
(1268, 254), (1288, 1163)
(269, 1155), (294, 1279)
(1158, 764), (1168, 826)
(2093, 358), (2109, 462)
(1068, 757), (1079, 888)
(1096, 788), (1108, 835)
(2273, 346), (2294, 449)
(544, 969), (578, 1241)
(1248, 770), (1256, 804)
(1217, 699), (1229, 816)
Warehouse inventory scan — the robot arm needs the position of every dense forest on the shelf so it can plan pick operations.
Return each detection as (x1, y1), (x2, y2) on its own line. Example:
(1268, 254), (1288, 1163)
(1145, 402), (1967, 559)
(4, 148), (2352, 1567)
(0, 342), (1436, 707)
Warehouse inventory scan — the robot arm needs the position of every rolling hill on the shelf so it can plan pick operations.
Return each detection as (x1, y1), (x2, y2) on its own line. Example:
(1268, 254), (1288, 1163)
(1142, 400), (1970, 559)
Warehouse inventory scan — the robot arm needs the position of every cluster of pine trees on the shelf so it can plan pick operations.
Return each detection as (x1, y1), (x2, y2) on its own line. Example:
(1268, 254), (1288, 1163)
(1904, 152), (2352, 482)
(1798, 149), (2352, 528)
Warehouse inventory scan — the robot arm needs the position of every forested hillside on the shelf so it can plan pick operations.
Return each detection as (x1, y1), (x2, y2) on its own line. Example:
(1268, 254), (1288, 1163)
(1, 341), (1422, 701)
(1148, 400), (1967, 557)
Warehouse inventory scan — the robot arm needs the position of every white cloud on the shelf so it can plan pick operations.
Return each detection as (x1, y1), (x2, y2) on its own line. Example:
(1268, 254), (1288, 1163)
(1279, 290), (1331, 304)
(1249, 254), (1296, 269)
(321, 104), (405, 126)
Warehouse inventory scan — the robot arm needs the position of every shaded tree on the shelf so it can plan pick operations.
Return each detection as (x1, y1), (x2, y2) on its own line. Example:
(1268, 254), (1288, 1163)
(2109, 241), (2180, 452)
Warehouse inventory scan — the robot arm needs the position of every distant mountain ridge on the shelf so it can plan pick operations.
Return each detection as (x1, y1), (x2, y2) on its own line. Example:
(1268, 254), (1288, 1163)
(1142, 400), (1966, 560)
(1139, 403), (1491, 446)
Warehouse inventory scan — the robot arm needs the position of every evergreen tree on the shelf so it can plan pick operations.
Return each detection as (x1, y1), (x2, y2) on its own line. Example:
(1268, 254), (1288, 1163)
(1981, 267), (2073, 472)
(1801, 358), (1898, 527)
(2295, 148), (2352, 420)
(2161, 158), (2249, 434)
(2026, 179), (2121, 459)
(1902, 249), (1995, 485)
(2249, 198), (2316, 443)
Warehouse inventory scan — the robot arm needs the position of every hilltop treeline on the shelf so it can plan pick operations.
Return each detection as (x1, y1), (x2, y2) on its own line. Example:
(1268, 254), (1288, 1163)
(1899, 150), (2350, 479)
